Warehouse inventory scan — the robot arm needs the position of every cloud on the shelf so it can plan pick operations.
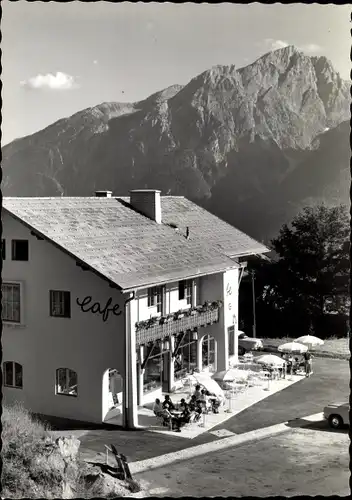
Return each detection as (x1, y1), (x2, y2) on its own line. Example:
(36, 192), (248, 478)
(20, 72), (79, 91)
(93, 60), (98, 65)
(264, 38), (290, 51)
(263, 38), (322, 54)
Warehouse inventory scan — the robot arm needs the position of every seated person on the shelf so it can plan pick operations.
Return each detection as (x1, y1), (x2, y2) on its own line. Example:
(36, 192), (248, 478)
(292, 357), (300, 373)
(199, 389), (207, 402)
(193, 384), (202, 401)
(153, 399), (173, 428)
(179, 405), (192, 426)
(209, 395), (221, 413)
(162, 394), (175, 411)
(199, 389), (211, 410)
(189, 395), (203, 416)
(153, 398), (163, 416)
(179, 398), (188, 412)
(170, 413), (182, 432)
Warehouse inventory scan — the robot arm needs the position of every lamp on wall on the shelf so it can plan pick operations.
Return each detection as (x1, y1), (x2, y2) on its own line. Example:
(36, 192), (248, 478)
(191, 328), (198, 341)
(161, 338), (170, 351)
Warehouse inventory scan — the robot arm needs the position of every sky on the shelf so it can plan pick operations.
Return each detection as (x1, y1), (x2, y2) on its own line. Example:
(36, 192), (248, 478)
(2, 2), (351, 146)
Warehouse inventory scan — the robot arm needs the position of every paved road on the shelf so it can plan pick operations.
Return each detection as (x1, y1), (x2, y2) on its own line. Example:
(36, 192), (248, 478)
(132, 423), (350, 497)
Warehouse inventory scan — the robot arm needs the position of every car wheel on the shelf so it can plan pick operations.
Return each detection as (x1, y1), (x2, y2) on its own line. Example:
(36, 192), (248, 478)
(238, 346), (245, 356)
(328, 414), (343, 429)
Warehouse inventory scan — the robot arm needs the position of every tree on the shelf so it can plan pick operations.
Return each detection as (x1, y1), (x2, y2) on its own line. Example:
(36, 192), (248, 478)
(244, 205), (350, 338)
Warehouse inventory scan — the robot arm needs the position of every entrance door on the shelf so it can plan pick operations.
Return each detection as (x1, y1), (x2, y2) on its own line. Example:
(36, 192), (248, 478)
(202, 335), (216, 372)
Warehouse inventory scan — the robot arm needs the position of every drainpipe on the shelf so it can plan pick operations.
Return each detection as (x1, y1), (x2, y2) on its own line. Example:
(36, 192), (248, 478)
(251, 271), (257, 338)
(123, 291), (136, 429)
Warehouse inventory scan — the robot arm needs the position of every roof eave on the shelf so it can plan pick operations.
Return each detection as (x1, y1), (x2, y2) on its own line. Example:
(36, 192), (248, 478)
(228, 247), (270, 260)
(120, 263), (240, 293)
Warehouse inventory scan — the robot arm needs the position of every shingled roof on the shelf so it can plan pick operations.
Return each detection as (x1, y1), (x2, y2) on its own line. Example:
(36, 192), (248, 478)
(3, 196), (268, 291)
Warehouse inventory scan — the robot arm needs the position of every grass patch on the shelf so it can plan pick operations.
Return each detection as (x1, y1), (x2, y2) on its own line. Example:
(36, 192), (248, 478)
(261, 336), (350, 360)
(2, 401), (61, 499)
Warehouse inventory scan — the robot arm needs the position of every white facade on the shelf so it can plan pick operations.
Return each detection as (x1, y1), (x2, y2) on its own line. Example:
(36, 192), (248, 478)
(2, 211), (241, 427)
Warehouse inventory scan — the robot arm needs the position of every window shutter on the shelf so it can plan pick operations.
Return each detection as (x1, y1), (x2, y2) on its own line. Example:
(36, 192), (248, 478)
(179, 281), (185, 300)
(49, 291), (53, 316)
(64, 292), (71, 318)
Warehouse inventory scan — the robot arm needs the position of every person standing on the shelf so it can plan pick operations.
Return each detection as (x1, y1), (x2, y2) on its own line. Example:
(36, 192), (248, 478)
(280, 354), (286, 379)
(303, 351), (314, 377)
(110, 369), (122, 406)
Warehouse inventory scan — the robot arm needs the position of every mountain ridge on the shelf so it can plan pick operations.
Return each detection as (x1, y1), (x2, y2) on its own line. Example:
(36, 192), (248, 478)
(2, 46), (349, 241)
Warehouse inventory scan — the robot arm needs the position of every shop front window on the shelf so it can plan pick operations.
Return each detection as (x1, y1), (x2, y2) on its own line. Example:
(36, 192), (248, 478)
(143, 342), (163, 394)
(174, 332), (197, 380)
(202, 335), (216, 371)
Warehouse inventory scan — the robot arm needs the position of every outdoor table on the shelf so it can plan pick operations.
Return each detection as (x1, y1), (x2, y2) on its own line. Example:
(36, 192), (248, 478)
(171, 410), (183, 416)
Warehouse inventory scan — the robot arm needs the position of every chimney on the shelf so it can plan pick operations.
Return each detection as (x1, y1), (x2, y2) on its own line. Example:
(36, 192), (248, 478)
(95, 190), (113, 198)
(130, 189), (162, 224)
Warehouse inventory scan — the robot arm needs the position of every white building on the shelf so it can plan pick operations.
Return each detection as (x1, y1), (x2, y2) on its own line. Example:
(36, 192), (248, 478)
(2, 190), (268, 428)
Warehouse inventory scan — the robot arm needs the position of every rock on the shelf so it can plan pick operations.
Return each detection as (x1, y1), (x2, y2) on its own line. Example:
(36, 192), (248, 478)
(79, 462), (133, 497)
(56, 436), (81, 462)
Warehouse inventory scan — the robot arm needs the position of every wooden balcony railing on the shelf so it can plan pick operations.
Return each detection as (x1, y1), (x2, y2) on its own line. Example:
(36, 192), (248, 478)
(135, 302), (221, 346)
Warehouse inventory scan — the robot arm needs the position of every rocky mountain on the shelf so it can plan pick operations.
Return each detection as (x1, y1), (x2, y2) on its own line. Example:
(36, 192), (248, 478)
(2, 46), (350, 242)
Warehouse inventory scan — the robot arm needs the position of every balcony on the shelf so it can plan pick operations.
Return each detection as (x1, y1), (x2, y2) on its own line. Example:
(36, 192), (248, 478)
(135, 301), (222, 346)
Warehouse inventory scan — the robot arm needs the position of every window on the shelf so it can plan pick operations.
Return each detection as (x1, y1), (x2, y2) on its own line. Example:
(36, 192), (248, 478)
(179, 280), (193, 305)
(147, 287), (163, 313)
(143, 343), (163, 394)
(185, 281), (192, 306)
(228, 326), (235, 356)
(2, 283), (21, 323)
(50, 290), (71, 318)
(2, 239), (5, 260)
(174, 332), (197, 380)
(12, 240), (29, 261)
(3, 361), (23, 388)
(56, 368), (78, 397)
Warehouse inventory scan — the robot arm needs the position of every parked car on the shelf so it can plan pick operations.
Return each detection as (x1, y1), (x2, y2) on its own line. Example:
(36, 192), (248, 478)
(323, 402), (349, 429)
(238, 331), (263, 355)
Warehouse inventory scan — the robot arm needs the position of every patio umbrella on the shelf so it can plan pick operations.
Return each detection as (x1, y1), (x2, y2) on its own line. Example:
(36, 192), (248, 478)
(212, 368), (248, 382)
(295, 335), (324, 349)
(254, 354), (284, 391)
(254, 354), (284, 367)
(278, 342), (308, 354)
(194, 373), (225, 399)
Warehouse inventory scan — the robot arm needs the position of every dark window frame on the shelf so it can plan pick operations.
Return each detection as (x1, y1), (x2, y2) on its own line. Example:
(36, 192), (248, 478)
(56, 368), (78, 397)
(50, 290), (71, 318)
(11, 240), (29, 261)
(2, 239), (5, 260)
(147, 286), (163, 313)
(3, 361), (23, 389)
(2, 282), (21, 323)
(179, 280), (192, 305)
